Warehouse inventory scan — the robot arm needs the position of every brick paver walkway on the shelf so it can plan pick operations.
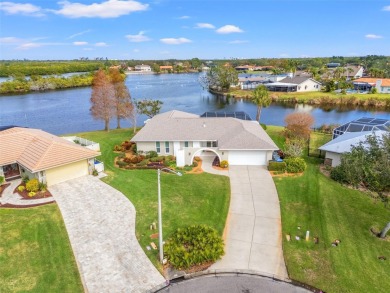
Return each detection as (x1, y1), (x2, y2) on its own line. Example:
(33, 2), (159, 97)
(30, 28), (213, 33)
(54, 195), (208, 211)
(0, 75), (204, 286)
(50, 175), (165, 293)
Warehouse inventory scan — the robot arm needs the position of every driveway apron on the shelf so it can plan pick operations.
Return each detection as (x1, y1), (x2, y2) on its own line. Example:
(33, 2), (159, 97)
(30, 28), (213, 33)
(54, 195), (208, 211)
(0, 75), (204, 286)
(50, 175), (165, 293)
(210, 165), (288, 279)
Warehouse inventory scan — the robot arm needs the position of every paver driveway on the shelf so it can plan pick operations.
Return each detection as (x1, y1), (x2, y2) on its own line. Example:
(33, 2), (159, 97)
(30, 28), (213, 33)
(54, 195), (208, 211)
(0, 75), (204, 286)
(50, 175), (165, 293)
(210, 165), (288, 279)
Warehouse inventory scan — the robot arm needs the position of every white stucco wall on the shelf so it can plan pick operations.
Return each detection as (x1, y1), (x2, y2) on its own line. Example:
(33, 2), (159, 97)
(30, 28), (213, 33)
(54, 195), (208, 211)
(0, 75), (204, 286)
(297, 80), (321, 92)
(325, 151), (342, 167)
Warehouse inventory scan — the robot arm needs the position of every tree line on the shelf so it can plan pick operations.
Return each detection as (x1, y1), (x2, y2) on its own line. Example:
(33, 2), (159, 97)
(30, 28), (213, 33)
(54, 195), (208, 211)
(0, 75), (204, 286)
(0, 74), (94, 94)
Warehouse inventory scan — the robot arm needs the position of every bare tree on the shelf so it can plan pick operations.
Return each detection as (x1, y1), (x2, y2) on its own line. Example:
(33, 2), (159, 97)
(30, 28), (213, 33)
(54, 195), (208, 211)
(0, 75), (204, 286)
(284, 112), (315, 139)
(90, 69), (114, 131)
(109, 68), (134, 129)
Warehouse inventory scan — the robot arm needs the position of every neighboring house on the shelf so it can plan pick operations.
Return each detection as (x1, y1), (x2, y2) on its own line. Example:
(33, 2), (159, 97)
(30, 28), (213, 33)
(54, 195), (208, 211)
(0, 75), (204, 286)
(326, 65), (364, 80)
(353, 78), (390, 93)
(319, 130), (387, 167)
(160, 65), (173, 71)
(235, 65), (254, 71)
(238, 76), (269, 89)
(132, 110), (278, 167)
(265, 77), (322, 92)
(0, 127), (101, 186)
(134, 64), (152, 72)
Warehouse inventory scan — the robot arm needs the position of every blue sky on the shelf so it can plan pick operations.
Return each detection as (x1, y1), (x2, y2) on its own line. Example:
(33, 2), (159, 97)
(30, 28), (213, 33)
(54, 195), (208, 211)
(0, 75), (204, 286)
(1, 0), (389, 60)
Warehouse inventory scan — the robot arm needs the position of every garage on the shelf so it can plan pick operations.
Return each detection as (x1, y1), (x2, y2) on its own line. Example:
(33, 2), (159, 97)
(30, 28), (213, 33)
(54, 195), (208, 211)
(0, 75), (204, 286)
(45, 160), (89, 186)
(228, 150), (267, 166)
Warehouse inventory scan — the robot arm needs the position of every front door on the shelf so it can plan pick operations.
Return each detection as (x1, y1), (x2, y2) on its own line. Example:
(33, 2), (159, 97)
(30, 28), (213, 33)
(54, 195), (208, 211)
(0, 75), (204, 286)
(3, 163), (21, 180)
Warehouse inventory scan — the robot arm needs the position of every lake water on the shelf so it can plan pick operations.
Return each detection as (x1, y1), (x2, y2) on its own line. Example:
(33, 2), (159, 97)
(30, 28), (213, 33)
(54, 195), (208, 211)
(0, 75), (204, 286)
(0, 73), (389, 135)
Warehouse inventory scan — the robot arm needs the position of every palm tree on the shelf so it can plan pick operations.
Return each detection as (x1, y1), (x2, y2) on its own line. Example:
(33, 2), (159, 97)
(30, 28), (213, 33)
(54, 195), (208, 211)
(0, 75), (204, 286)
(251, 85), (271, 122)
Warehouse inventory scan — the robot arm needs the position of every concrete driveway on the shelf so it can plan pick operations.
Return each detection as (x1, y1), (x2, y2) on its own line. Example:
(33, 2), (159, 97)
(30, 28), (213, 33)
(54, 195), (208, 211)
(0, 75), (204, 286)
(210, 165), (288, 279)
(50, 175), (165, 293)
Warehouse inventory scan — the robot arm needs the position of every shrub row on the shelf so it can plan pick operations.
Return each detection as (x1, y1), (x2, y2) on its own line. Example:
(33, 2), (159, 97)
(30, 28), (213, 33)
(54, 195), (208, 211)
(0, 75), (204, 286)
(268, 157), (306, 173)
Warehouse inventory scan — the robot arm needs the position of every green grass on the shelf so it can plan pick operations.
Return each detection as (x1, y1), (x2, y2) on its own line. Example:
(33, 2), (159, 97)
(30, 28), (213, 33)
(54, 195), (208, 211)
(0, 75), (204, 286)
(0, 204), (83, 292)
(73, 128), (230, 269)
(266, 127), (390, 293)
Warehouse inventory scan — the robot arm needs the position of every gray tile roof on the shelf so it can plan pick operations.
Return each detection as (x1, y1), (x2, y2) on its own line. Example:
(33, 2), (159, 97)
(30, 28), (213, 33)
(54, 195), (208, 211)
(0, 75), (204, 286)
(279, 76), (321, 85)
(132, 110), (278, 150)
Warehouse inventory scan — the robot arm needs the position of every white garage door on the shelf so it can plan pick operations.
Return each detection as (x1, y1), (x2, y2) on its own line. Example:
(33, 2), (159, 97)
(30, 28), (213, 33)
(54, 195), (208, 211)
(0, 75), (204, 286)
(228, 150), (267, 166)
(45, 160), (89, 186)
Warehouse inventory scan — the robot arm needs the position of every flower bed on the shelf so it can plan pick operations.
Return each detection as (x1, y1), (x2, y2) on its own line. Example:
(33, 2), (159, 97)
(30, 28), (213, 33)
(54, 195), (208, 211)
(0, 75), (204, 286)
(14, 182), (52, 200)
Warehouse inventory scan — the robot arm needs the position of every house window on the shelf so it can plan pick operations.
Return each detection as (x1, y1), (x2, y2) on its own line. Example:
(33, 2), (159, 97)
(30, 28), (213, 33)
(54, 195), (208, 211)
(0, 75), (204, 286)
(165, 141), (170, 153)
(184, 141), (189, 147)
(206, 141), (217, 147)
(156, 142), (160, 153)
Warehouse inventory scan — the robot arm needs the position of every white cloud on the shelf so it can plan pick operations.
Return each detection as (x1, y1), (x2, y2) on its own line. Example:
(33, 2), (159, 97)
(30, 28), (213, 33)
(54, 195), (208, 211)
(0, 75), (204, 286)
(365, 34), (383, 39)
(195, 23), (215, 29)
(0, 1), (44, 16)
(125, 31), (151, 42)
(382, 5), (390, 11)
(178, 15), (190, 19)
(16, 42), (43, 50)
(216, 25), (243, 34)
(229, 40), (248, 44)
(16, 42), (66, 50)
(0, 37), (22, 44)
(95, 42), (108, 47)
(160, 37), (192, 45)
(67, 29), (92, 39)
(54, 0), (148, 18)
(73, 41), (88, 46)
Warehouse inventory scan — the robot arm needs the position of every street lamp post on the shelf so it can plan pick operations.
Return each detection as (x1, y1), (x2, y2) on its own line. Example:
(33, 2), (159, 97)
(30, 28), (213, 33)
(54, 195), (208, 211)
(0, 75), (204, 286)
(157, 168), (182, 264)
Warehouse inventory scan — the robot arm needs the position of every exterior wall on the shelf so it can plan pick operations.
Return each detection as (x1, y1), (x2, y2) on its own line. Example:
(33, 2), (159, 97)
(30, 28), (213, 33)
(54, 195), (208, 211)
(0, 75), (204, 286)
(297, 80), (321, 92)
(185, 147), (222, 166)
(136, 141), (174, 155)
(266, 151), (273, 163)
(45, 160), (89, 186)
(325, 151), (342, 167)
(20, 167), (37, 181)
(0, 167), (4, 178)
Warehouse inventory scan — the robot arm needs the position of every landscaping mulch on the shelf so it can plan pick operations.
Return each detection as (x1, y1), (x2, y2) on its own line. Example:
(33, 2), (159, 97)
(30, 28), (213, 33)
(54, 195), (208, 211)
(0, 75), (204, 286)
(0, 183), (11, 197)
(0, 201), (55, 209)
(14, 183), (53, 200)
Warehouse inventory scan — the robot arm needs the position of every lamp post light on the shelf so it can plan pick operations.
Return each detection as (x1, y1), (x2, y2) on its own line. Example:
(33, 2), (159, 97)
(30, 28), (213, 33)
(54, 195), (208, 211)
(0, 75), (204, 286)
(157, 168), (182, 264)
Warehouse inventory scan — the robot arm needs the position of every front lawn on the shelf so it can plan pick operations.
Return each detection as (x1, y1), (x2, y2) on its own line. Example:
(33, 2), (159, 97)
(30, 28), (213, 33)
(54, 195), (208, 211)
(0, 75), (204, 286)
(74, 129), (230, 269)
(0, 205), (83, 292)
(266, 127), (390, 293)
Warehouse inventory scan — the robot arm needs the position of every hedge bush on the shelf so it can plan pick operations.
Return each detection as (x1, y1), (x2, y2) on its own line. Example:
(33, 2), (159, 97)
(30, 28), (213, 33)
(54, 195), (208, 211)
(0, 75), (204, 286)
(220, 160), (229, 168)
(0, 176), (4, 185)
(26, 178), (39, 192)
(268, 161), (286, 172)
(284, 157), (306, 173)
(164, 225), (224, 270)
(330, 165), (347, 183)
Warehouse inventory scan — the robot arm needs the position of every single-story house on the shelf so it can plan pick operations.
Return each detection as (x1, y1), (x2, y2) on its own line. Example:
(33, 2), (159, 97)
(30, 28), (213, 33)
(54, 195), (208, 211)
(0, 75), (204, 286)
(135, 64), (151, 72)
(319, 130), (387, 167)
(238, 76), (269, 89)
(160, 65), (173, 71)
(265, 77), (322, 92)
(0, 127), (101, 186)
(132, 110), (278, 167)
(353, 78), (390, 94)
